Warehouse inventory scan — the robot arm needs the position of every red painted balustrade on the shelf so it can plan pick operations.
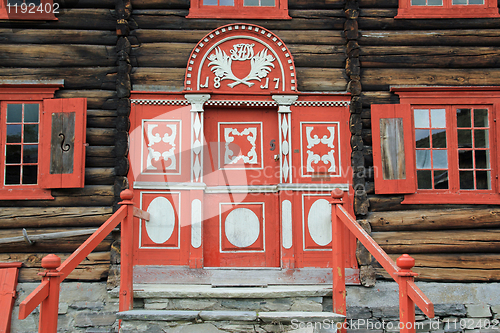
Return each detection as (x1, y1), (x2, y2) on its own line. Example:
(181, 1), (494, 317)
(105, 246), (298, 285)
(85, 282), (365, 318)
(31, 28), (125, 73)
(17, 189), (149, 333)
(330, 188), (435, 333)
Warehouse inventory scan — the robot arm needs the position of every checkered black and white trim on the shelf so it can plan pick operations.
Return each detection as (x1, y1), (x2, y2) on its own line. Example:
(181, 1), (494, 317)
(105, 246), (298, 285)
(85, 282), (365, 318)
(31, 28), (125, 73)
(132, 99), (350, 108)
(131, 99), (190, 106)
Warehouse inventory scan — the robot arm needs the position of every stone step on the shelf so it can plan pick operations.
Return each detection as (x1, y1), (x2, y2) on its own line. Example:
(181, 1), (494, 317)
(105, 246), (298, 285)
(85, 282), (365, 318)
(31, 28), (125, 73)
(118, 310), (344, 333)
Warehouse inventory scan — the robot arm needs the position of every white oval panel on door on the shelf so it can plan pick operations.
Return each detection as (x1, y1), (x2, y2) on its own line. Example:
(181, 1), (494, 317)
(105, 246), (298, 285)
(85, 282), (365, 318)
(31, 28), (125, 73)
(146, 196), (176, 244)
(307, 199), (332, 246)
(225, 208), (260, 248)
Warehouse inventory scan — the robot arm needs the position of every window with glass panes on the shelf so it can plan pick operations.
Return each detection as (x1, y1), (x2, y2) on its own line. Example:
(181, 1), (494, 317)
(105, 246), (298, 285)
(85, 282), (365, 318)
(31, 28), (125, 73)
(396, 0), (499, 18)
(188, 0), (289, 19)
(2, 103), (40, 186)
(414, 105), (492, 192)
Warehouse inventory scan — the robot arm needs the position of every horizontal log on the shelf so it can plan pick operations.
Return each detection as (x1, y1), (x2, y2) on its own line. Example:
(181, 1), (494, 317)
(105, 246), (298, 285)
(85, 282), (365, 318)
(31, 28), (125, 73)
(369, 208), (500, 231)
(131, 29), (345, 45)
(86, 128), (118, 146)
(359, 8), (397, 17)
(0, 44), (116, 67)
(0, 206), (112, 229)
(362, 68), (500, 90)
(359, 30), (500, 46)
(360, 46), (500, 68)
(85, 168), (116, 185)
(0, 67), (116, 90)
(0, 29), (117, 45)
(372, 229), (500, 253)
(86, 146), (116, 158)
(0, 231), (113, 253)
(87, 117), (117, 128)
(359, 16), (500, 30)
(387, 253), (500, 270)
(0, 9), (116, 30)
(358, 0), (398, 7)
(0, 252), (110, 267)
(360, 91), (398, 106)
(86, 156), (117, 168)
(19, 264), (109, 281)
(296, 68), (347, 91)
(131, 67), (184, 90)
(132, 43), (346, 68)
(131, 10), (345, 30)
(58, 0), (115, 8)
(55, 90), (117, 109)
(375, 267), (500, 282)
(87, 109), (117, 117)
(0, 228), (103, 245)
(367, 194), (494, 212)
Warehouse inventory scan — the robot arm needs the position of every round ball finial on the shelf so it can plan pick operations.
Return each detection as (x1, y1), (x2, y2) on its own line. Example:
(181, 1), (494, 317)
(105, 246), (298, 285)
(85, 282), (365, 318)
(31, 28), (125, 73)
(41, 254), (61, 270)
(120, 189), (133, 201)
(397, 254), (415, 271)
(331, 188), (344, 200)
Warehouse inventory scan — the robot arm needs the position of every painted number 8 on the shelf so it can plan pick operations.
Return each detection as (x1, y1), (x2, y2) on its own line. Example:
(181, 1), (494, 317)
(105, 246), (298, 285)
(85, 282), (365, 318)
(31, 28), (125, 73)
(214, 77), (221, 89)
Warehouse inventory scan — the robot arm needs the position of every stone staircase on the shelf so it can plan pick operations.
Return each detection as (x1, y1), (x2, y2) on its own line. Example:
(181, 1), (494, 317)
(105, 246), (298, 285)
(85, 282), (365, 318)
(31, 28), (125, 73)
(113, 284), (345, 333)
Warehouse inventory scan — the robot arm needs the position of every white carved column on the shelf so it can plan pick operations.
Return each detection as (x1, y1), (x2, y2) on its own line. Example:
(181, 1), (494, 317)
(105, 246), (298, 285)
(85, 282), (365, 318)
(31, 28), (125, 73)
(185, 94), (210, 183)
(273, 95), (298, 183)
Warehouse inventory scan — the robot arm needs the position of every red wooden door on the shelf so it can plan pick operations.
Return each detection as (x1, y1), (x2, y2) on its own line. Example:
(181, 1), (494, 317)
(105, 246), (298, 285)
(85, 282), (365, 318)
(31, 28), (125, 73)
(203, 107), (280, 267)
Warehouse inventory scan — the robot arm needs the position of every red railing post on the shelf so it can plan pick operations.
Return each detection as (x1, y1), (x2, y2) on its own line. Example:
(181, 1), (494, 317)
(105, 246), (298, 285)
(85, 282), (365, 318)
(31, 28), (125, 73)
(38, 254), (62, 333)
(330, 189), (346, 324)
(119, 189), (134, 312)
(397, 254), (418, 333)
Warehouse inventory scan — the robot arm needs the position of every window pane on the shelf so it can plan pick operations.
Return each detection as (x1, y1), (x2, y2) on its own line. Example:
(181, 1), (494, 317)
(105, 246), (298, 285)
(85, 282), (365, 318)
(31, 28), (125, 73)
(417, 170), (432, 189)
(416, 150), (431, 169)
(475, 150), (489, 169)
(476, 171), (490, 190)
(244, 0), (260, 5)
(469, 0), (484, 3)
(414, 109), (429, 128)
(474, 109), (488, 127)
(432, 129), (446, 148)
(5, 166), (21, 185)
(474, 129), (488, 148)
(7, 124), (22, 143)
(22, 165), (37, 185)
(457, 129), (472, 148)
(220, 0), (234, 5)
(432, 150), (448, 169)
(24, 124), (38, 143)
(24, 104), (39, 122)
(203, 0), (218, 5)
(428, 0), (443, 5)
(415, 129), (430, 148)
(459, 150), (473, 169)
(456, 108), (471, 127)
(7, 0), (24, 5)
(452, 0), (467, 3)
(431, 109), (446, 128)
(6, 145), (21, 164)
(7, 104), (22, 123)
(460, 171), (474, 189)
(434, 170), (448, 189)
(23, 145), (38, 163)
(261, 0), (275, 5)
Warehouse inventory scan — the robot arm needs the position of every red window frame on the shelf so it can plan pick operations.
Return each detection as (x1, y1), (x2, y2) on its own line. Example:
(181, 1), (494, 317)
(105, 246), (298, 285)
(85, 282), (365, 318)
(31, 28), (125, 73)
(396, 0), (500, 18)
(0, 0), (57, 20)
(187, 0), (290, 19)
(393, 87), (500, 204)
(0, 85), (86, 200)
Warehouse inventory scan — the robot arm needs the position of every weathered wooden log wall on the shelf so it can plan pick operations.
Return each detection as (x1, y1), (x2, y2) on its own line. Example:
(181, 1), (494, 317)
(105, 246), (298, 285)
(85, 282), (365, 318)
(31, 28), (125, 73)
(128, 0), (349, 92)
(0, 0), (126, 281)
(358, 0), (500, 281)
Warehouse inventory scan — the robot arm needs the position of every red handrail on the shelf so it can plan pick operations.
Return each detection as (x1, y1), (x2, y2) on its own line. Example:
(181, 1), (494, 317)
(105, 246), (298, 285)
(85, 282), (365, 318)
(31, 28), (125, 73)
(331, 189), (434, 333)
(18, 189), (149, 333)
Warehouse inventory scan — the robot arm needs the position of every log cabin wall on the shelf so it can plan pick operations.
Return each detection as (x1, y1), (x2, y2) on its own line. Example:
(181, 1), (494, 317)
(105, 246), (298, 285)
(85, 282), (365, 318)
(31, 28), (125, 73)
(0, 0), (126, 282)
(128, 0), (349, 93)
(358, 0), (500, 282)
